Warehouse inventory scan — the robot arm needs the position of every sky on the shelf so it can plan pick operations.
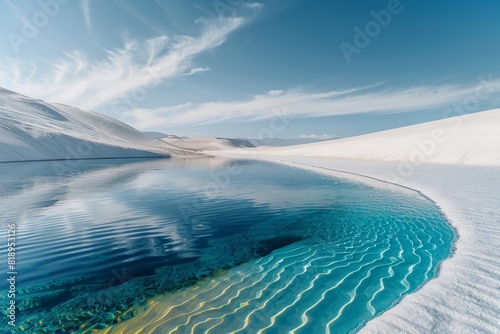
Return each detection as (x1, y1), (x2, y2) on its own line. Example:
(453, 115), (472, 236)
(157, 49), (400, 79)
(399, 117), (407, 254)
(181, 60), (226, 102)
(1, 0), (500, 139)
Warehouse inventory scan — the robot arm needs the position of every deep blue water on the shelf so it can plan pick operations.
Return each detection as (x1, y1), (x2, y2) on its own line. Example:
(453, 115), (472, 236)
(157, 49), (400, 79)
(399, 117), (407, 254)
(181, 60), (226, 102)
(0, 158), (454, 333)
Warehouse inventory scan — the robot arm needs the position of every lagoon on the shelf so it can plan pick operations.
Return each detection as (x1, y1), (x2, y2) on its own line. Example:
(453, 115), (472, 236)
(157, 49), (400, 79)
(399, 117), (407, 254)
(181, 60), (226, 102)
(0, 158), (454, 333)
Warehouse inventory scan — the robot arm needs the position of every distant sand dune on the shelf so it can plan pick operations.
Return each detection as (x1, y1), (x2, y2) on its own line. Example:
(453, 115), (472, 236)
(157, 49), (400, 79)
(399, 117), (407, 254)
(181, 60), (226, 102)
(161, 136), (254, 151)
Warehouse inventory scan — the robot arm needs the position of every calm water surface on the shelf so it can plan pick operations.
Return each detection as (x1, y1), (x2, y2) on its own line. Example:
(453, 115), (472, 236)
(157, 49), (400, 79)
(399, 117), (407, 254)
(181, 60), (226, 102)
(0, 158), (454, 333)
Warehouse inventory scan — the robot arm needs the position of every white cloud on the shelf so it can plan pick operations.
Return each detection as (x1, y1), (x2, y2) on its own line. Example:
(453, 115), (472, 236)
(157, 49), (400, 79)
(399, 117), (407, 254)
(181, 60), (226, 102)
(125, 78), (500, 129)
(300, 134), (336, 140)
(267, 89), (284, 96)
(187, 67), (210, 75)
(81, 0), (92, 29)
(0, 16), (245, 110)
(244, 2), (264, 10)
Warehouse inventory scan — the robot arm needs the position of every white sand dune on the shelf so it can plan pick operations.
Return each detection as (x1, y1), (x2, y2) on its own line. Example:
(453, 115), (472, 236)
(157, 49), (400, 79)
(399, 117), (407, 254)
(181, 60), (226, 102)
(243, 108), (500, 166)
(209, 109), (500, 333)
(161, 136), (254, 151)
(0, 88), (200, 162)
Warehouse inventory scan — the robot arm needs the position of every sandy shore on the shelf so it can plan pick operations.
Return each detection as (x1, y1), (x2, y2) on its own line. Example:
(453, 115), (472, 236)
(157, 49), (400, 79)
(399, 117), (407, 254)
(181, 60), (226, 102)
(211, 152), (500, 333)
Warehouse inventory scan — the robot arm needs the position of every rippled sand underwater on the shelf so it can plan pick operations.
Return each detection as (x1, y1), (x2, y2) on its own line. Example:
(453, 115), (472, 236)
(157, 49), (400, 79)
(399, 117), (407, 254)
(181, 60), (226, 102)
(104, 184), (454, 334)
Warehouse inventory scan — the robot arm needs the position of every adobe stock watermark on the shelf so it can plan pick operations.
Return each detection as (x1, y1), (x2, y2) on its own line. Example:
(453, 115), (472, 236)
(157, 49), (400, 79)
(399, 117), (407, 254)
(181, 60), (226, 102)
(339, 0), (410, 64)
(7, 0), (70, 54)
(383, 74), (499, 184)
(111, 0), (259, 116)
(203, 107), (289, 199)
(178, 107), (290, 226)
(110, 0), (260, 115)
(5, 224), (17, 328)
(108, 267), (136, 288)
(109, 65), (164, 116)
(50, 67), (160, 177)
(249, 106), (291, 150)
(50, 116), (117, 179)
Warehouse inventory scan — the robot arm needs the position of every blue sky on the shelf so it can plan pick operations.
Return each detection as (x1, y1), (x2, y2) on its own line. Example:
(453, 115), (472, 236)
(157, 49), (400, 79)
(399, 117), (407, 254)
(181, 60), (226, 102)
(1, 0), (500, 139)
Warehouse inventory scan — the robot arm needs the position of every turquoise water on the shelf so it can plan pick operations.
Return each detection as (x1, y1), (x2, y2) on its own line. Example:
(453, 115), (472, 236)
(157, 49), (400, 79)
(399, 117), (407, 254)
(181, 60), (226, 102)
(0, 158), (454, 333)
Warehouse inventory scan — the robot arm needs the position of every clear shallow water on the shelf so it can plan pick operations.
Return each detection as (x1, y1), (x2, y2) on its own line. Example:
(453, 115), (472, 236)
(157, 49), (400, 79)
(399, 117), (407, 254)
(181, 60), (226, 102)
(0, 158), (454, 333)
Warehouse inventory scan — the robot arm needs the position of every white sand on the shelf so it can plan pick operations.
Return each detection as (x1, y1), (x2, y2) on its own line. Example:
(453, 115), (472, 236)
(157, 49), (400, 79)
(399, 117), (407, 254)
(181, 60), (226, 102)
(0, 88), (199, 162)
(250, 108), (500, 166)
(207, 109), (500, 332)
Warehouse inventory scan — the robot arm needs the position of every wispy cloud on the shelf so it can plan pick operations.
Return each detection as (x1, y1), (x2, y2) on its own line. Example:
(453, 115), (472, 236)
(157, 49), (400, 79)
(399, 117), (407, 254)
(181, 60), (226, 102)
(300, 134), (336, 140)
(0, 16), (246, 110)
(81, 0), (92, 29)
(125, 79), (500, 129)
(244, 2), (264, 10)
